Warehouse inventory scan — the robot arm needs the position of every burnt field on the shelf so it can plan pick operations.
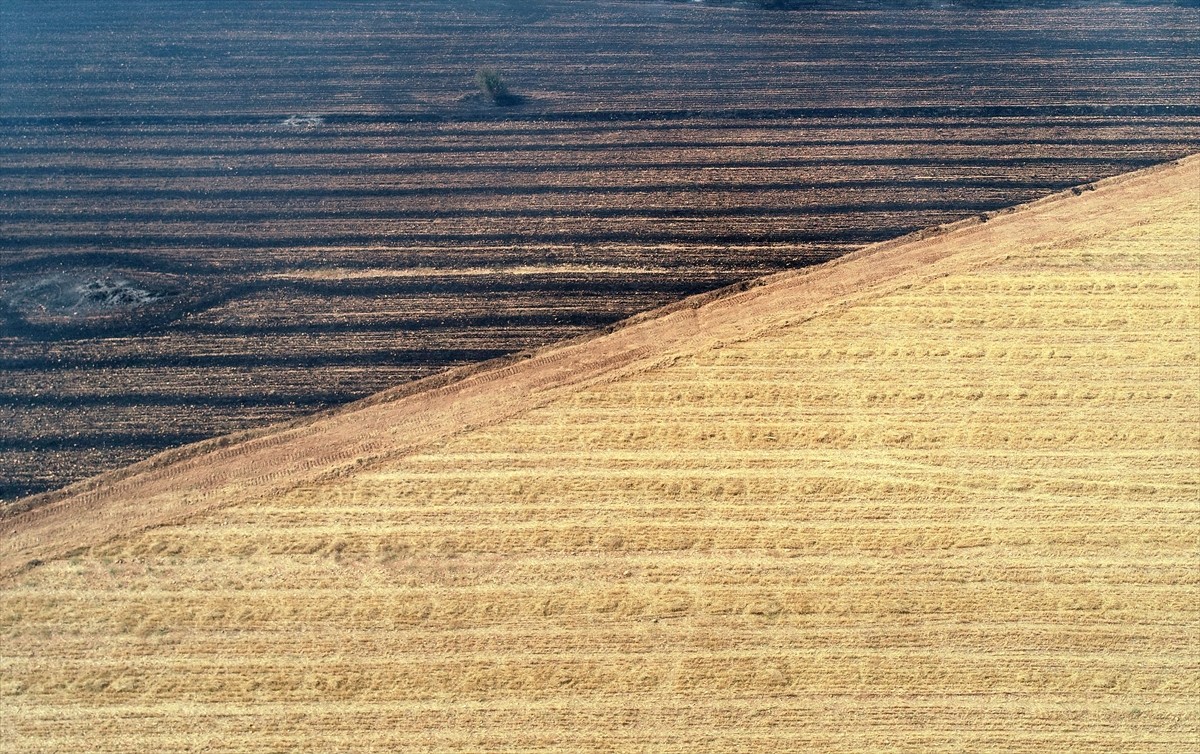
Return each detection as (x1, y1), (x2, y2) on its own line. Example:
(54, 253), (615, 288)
(1, 0), (1198, 503)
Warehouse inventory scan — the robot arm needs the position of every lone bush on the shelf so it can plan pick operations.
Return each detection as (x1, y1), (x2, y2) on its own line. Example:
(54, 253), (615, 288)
(475, 67), (519, 106)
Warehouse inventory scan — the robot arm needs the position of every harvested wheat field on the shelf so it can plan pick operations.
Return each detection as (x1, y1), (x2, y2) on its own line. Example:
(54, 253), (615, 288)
(2, 155), (1198, 752)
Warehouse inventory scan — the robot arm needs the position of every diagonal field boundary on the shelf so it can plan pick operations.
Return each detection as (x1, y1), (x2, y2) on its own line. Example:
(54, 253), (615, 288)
(3, 153), (1197, 579)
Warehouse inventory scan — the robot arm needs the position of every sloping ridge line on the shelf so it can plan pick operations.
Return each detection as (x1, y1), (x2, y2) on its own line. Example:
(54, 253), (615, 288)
(3, 154), (1197, 579)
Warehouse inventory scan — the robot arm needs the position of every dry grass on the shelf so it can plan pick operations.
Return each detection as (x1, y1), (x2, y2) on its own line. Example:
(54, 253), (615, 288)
(1, 156), (1197, 752)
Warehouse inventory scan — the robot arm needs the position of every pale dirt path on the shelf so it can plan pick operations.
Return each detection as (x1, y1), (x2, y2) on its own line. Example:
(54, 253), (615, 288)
(4, 154), (1197, 579)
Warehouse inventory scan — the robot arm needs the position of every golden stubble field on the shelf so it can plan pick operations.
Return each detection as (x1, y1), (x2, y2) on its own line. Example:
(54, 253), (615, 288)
(1, 155), (1198, 752)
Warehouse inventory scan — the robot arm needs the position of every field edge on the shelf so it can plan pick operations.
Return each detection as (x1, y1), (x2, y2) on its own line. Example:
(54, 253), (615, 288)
(3, 152), (1196, 580)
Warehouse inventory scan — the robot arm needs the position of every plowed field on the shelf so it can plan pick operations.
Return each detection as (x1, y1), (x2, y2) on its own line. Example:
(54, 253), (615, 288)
(1, 154), (1196, 753)
(3, 0), (1199, 502)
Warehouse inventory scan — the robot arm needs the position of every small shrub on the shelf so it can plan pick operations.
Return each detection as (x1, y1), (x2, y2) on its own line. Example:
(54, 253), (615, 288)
(475, 67), (519, 106)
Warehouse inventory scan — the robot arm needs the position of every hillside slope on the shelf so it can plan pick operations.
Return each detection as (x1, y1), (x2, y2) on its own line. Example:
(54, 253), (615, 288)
(2, 155), (1198, 752)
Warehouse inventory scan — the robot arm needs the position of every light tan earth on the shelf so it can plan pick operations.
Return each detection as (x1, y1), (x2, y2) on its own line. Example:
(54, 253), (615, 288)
(1, 155), (1197, 752)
